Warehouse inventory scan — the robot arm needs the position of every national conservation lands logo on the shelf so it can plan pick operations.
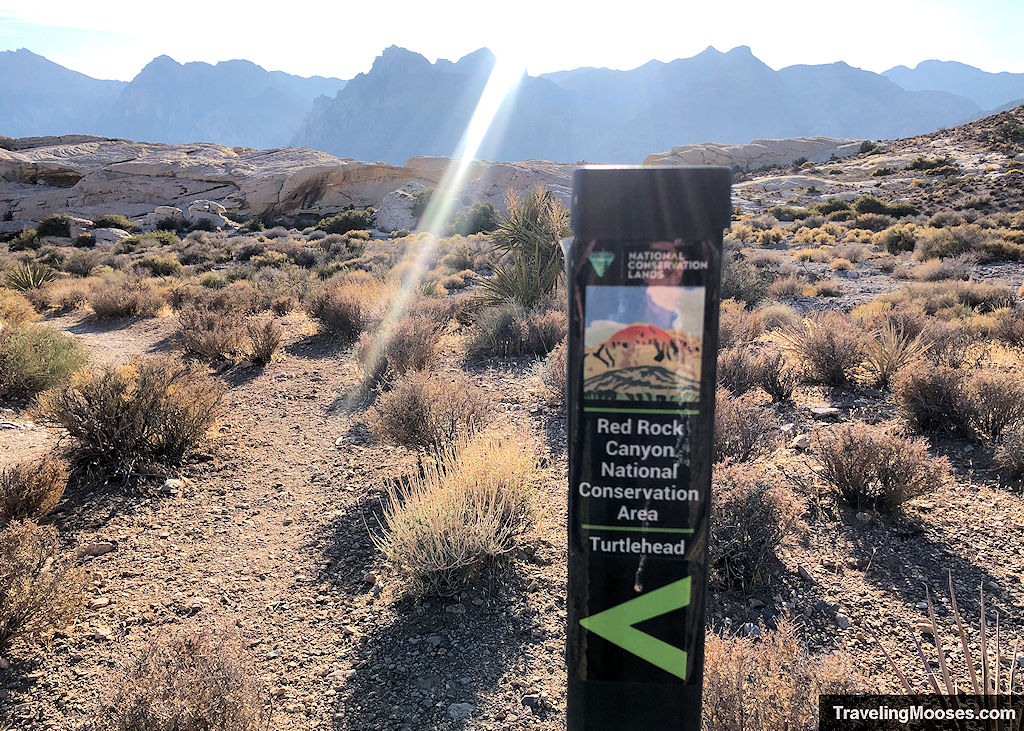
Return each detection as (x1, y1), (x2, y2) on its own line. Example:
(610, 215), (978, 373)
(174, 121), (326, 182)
(588, 251), (615, 276)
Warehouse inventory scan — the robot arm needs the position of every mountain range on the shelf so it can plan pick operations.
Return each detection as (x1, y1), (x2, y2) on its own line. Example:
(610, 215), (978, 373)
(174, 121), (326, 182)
(2, 46), (1023, 163)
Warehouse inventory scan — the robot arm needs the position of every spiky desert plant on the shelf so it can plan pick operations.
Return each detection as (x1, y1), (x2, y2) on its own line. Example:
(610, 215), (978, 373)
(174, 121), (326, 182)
(3, 263), (57, 292)
(478, 186), (571, 308)
(860, 321), (931, 388)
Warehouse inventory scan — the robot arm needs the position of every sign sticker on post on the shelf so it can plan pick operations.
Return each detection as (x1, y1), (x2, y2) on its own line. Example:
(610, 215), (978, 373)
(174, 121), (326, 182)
(566, 166), (732, 730)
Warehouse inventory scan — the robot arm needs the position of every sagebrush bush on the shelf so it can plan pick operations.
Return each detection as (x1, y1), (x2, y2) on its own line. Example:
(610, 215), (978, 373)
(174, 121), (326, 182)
(756, 348), (797, 402)
(317, 209), (374, 234)
(89, 279), (165, 319)
(38, 356), (226, 472)
(91, 213), (137, 232)
(717, 346), (761, 395)
(306, 279), (382, 342)
(0, 520), (84, 653)
(710, 462), (803, 588)
(780, 313), (866, 386)
(718, 300), (763, 349)
(178, 306), (243, 361)
(714, 388), (776, 462)
(0, 455), (69, 522)
(964, 369), (1024, 442)
(893, 363), (972, 435)
(368, 371), (492, 451)
(0, 323), (88, 398)
(356, 314), (443, 383)
(373, 428), (539, 595)
(703, 618), (864, 731)
(99, 625), (271, 731)
(244, 315), (282, 364)
(0, 288), (38, 324)
(465, 304), (567, 357)
(539, 340), (567, 407)
(996, 424), (1024, 478)
(814, 422), (950, 511)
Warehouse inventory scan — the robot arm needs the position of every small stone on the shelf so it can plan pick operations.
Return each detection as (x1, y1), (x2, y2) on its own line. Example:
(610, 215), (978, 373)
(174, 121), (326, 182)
(162, 478), (184, 493)
(798, 565), (814, 582)
(743, 622), (761, 637)
(89, 597), (111, 609)
(810, 405), (840, 419)
(779, 423), (796, 436)
(0, 421), (19, 429)
(836, 615), (852, 629)
(856, 512), (873, 523)
(444, 603), (466, 615)
(425, 635), (443, 647)
(1015, 653), (1024, 668)
(362, 573), (377, 585)
(748, 598), (764, 609)
(790, 434), (811, 450)
(187, 597), (209, 611)
(916, 601), (929, 610)
(522, 694), (542, 709)
(0, 656), (9, 670)
(93, 625), (113, 641)
(447, 703), (475, 721)
(78, 541), (116, 558)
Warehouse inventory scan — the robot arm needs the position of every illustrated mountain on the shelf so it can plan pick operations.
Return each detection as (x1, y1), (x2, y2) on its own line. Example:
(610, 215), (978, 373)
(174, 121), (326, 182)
(584, 323), (701, 402)
(2, 46), (1022, 162)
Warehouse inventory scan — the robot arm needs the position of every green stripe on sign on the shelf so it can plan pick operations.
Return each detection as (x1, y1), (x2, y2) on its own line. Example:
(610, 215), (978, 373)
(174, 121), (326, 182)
(579, 577), (692, 680)
(583, 407), (700, 415)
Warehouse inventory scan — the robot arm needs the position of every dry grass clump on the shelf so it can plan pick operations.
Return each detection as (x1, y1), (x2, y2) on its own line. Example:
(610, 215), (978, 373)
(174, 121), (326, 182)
(539, 340), (567, 407)
(0, 322), (88, 398)
(26, 278), (93, 313)
(756, 348), (798, 403)
(89, 278), (165, 319)
(98, 625), (271, 731)
(710, 462), (803, 588)
(0, 288), (38, 324)
(306, 279), (384, 342)
(892, 363), (972, 435)
(964, 368), (1024, 442)
(0, 520), (84, 654)
(356, 314), (443, 384)
(703, 618), (864, 731)
(755, 302), (800, 332)
(717, 346), (761, 394)
(814, 422), (951, 511)
(465, 303), (566, 357)
(780, 312), (866, 386)
(718, 300), (763, 349)
(714, 388), (777, 462)
(373, 428), (540, 596)
(367, 371), (492, 451)
(0, 455), (69, 521)
(38, 355), (226, 472)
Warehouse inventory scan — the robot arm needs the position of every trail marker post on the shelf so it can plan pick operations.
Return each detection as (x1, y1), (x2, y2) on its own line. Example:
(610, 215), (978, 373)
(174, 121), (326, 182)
(566, 166), (732, 730)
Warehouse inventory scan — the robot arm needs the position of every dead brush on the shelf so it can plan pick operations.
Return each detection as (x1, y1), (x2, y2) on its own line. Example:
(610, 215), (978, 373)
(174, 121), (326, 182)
(0, 520), (84, 654)
(779, 312), (867, 386)
(717, 346), (761, 395)
(178, 305), (244, 361)
(813, 422), (951, 511)
(876, 572), (1023, 731)
(306, 278), (387, 342)
(965, 369), (1024, 442)
(703, 617), (866, 731)
(372, 427), (540, 596)
(0, 455), (69, 521)
(858, 321), (931, 389)
(356, 314), (443, 384)
(893, 363), (974, 435)
(714, 388), (777, 462)
(244, 314), (282, 364)
(89, 278), (165, 319)
(98, 624), (272, 731)
(539, 340), (567, 407)
(756, 348), (798, 403)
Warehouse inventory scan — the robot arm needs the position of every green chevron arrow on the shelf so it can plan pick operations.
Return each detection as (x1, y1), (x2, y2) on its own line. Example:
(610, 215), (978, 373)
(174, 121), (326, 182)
(579, 577), (691, 680)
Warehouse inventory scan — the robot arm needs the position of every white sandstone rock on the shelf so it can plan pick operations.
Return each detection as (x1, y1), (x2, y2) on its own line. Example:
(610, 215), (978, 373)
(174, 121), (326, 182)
(375, 182), (425, 233)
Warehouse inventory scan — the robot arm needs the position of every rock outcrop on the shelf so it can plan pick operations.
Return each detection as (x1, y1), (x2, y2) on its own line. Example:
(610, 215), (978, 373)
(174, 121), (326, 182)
(375, 183), (425, 233)
(643, 137), (865, 171)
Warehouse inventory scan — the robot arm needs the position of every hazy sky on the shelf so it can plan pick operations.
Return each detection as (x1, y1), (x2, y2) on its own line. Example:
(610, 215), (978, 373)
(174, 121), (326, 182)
(1, 0), (1022, 81)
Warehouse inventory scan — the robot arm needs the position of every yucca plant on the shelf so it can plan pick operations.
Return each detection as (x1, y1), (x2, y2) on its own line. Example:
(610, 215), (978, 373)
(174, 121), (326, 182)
(876, 572), (1022, 731)
(860, 321), (931, 388)
(478, 186), (570, 308)
(4, 262), (57, 291)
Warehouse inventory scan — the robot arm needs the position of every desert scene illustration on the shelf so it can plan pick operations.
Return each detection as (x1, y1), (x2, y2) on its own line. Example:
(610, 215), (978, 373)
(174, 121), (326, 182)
(584, 285), (704, 402)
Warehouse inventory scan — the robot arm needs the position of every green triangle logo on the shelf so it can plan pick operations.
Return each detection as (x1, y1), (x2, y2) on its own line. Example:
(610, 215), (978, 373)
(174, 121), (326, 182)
(589, 251), (615, 276)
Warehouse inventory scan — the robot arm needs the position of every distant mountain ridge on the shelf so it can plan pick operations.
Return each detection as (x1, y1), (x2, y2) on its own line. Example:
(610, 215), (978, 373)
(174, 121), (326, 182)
(2, 46), (1022, 162)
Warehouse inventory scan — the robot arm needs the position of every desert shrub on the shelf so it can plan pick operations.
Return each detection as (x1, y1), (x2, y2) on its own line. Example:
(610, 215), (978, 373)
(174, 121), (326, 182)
(908, 155), (952, 171)
(853, 194), (916, 218)
(89, 279), (165, 319)
(373, 428), (539, 595)
(996, 424), (1024, 478)
(306, 279), (381, 342)
(7, 228), (39, 251)
(870, 166), (894, 177)
(4, 262), (57, 291)
(756, 348), (797, 402)
(539, 340), (567, 407)
(812, 197), (851, 215)
(859, 321), (930, 389)
(270, 295), (298, 315)
(714, 388), (776, 462)
(780, 313), (866, 387)
(317, 209), (373, 235)
(767, 274), (804, 297)
(814, 422), (950, 511)
(0, 455), (69, 522)
(178, 306), (244, 361)
(200, 272), (227, 290)
(368, 371), (492, 451)
(98, 625), (271, 731)
(893, 363), (971, 435)
(703, 618), (863, 731)
(74, 233), (95, 248)
(137, 255), (183, 277)
(925, 165), (960, 176)
(244, 315), (282, 364)
(478, 186), (570, 308)
(815, 280), (842, 297)
(880, 224), (918, 254)
(465, 303), (567, 357)
(91, 214), (137, 232)
(452, 201), (499, 235)
(0, 288), (38, 324)
(36, 214), (71, 238)
(356, 314), (443, 383)
(830, 257), (853, 271)
(710, 462), (802, 588)
(0, 323), (88, 398)
(912, 254), (977, 281)
(766, 205), (811, 221)
(755, 303), (799, 332)
(720, 253), (772, 306)
(0, 520), (84, 653)
(38, 355), (226, 472)
(914, 225), (985, 260)
(27, 278), (92, 313)
(964, 369), (1024, 442)
(854, 213), (893, 232)
(717, 346), (761, 395)
(881, 281), (1014, 316)
(993, 307), (1024, 348)
(119, 230), (179, 249)
(718, 300), (763, 349)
